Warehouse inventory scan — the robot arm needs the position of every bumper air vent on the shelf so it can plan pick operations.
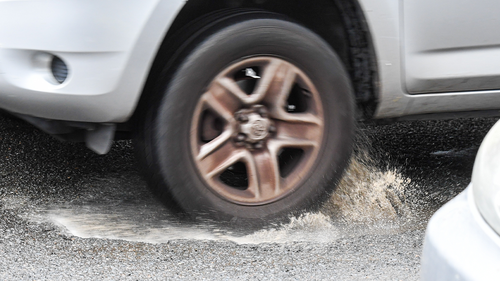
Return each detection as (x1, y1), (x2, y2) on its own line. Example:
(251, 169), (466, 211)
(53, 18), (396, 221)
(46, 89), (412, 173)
(51, 56), (68, 84)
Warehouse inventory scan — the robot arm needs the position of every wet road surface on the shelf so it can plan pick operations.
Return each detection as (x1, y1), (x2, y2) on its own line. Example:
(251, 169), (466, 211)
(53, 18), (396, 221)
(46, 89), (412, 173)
(0, 114), (497, 280)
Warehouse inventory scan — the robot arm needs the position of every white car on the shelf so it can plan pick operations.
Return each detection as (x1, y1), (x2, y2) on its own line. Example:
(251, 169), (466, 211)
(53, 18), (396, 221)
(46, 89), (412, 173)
(421, 121), (500, 280)
(1, 0), (500, 223)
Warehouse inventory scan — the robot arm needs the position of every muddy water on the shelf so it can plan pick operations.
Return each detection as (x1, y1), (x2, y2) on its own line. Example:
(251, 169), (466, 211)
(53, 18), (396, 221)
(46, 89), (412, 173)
(230, 153), (423, 244)
(322, 157), (410, 223)
(42, 150), (425, 245)
(0, 113), (434, 245)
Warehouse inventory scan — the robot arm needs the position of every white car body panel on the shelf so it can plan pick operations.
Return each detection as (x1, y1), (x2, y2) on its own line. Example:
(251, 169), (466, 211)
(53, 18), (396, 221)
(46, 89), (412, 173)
(0, 0), (185, 122)
(1, 0), (500, 122)
(421, 186), (500, 281)
(357, 0), (408, 118)
(421, 120), (500, 280)
(403, 0), (500, 94)
(472, 120), (500, 235)
(359, 0), (500, 119)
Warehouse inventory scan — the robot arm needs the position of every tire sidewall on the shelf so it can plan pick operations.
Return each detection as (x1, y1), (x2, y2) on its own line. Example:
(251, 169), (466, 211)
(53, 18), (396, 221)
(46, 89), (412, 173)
(154, 18), (354, 222)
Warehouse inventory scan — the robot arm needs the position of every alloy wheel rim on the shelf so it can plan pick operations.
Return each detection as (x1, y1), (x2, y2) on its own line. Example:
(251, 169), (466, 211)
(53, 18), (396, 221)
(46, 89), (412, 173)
(190, 57), (324, 205)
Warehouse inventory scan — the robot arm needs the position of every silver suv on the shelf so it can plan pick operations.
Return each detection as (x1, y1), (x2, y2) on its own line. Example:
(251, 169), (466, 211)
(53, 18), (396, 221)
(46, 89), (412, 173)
(1, 0), (498, 223)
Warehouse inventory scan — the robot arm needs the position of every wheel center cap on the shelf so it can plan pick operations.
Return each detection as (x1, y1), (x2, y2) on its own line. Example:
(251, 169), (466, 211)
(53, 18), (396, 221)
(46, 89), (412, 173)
(251, 120), (267, 138)
(239, 113), (270, 143)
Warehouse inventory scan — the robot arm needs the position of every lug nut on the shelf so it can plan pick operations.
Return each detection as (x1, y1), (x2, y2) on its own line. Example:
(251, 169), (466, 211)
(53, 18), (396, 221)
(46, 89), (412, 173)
(254, 105), (268, 117)
(235, 133), (246, 142)
(237, 114), (249, 122)
(254, 141), (264, 149)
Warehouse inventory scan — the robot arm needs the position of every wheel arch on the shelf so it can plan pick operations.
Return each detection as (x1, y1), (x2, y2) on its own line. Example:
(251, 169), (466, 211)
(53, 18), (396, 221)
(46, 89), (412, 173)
(130, 0), (379, 127)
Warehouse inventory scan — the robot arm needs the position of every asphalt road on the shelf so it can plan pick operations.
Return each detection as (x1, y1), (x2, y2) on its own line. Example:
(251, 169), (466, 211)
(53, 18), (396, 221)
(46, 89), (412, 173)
(0, 113), (497, 280)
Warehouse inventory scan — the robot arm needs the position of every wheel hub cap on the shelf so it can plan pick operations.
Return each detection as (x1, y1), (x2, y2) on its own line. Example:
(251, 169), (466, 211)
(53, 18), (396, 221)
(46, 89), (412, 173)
(241, 113), (269, 141)
(234, 105), (275, 148)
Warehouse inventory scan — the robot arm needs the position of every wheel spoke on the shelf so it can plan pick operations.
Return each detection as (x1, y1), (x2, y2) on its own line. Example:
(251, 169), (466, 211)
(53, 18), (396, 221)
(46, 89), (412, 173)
(214, 77), (249, 103)
(250, 59), (297, 106)
(197, 140), (247, 180)
(272, 118), (322, 147)
(268, 138), (318, 154)
(200, 89), (240, 123)
(247, 149), (281, 199)
(260, 62), (297, 110)
(197, 128), (234, 161)
(270, 108), (322, 126)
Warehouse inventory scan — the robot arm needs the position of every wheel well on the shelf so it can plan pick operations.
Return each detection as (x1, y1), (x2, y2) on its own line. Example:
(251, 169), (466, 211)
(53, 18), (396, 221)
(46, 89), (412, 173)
(132, 0), (378, 126)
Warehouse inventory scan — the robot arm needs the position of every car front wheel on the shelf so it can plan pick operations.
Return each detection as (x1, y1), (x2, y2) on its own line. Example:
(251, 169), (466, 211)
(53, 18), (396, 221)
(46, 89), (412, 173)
(136, 16), (354, 224)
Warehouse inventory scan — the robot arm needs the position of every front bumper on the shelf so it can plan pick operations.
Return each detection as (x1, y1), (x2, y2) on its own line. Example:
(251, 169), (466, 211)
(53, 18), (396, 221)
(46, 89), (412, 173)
(421, 185), (500, 280)
(0, 0), (184, 123)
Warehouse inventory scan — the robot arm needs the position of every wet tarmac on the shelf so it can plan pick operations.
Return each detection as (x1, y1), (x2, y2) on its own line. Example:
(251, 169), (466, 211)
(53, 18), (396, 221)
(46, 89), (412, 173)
(0, 113), (497, 280)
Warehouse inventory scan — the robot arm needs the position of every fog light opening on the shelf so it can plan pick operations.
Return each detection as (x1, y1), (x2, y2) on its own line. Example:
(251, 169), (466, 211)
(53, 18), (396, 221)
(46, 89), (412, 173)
(51, 56), (68, 84)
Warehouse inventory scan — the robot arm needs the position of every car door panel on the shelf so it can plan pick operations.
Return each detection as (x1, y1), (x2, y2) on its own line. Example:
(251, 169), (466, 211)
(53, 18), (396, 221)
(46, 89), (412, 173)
(403, 0), (500, 94)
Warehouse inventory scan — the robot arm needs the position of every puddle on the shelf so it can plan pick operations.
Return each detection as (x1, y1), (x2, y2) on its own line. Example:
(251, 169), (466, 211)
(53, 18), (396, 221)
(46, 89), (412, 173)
(42, 151), (421, 245)
(50, 205), (221, 243)
(50, 207), (341, 244)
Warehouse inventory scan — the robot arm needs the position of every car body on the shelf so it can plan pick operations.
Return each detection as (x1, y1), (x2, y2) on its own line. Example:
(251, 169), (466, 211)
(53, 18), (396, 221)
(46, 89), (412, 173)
(421, 121), (500, 280)
(2, 0), (500, 128)
(2, 0), (500, 221)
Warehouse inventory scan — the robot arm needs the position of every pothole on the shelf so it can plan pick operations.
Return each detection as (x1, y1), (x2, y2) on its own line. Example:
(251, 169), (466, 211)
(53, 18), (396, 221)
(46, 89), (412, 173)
(43, 149), (419, 244)
(50, 204), (224, 243)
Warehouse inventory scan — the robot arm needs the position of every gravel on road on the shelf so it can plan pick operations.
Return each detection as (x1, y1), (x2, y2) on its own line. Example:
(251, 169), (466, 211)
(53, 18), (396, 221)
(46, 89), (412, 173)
(0, 113), (497, 280)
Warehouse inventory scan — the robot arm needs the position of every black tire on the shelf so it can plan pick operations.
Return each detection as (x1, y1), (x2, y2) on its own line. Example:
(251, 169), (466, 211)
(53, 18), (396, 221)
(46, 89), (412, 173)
(135, 16), (354, 225)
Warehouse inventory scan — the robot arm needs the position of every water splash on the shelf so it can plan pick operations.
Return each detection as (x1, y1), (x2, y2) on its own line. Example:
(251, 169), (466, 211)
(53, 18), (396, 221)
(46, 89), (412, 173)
(36, 148), (417, 244)
(321, 156), (411, 224)
(228, 213), (338, 244)
(228, 153), (415, 244)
